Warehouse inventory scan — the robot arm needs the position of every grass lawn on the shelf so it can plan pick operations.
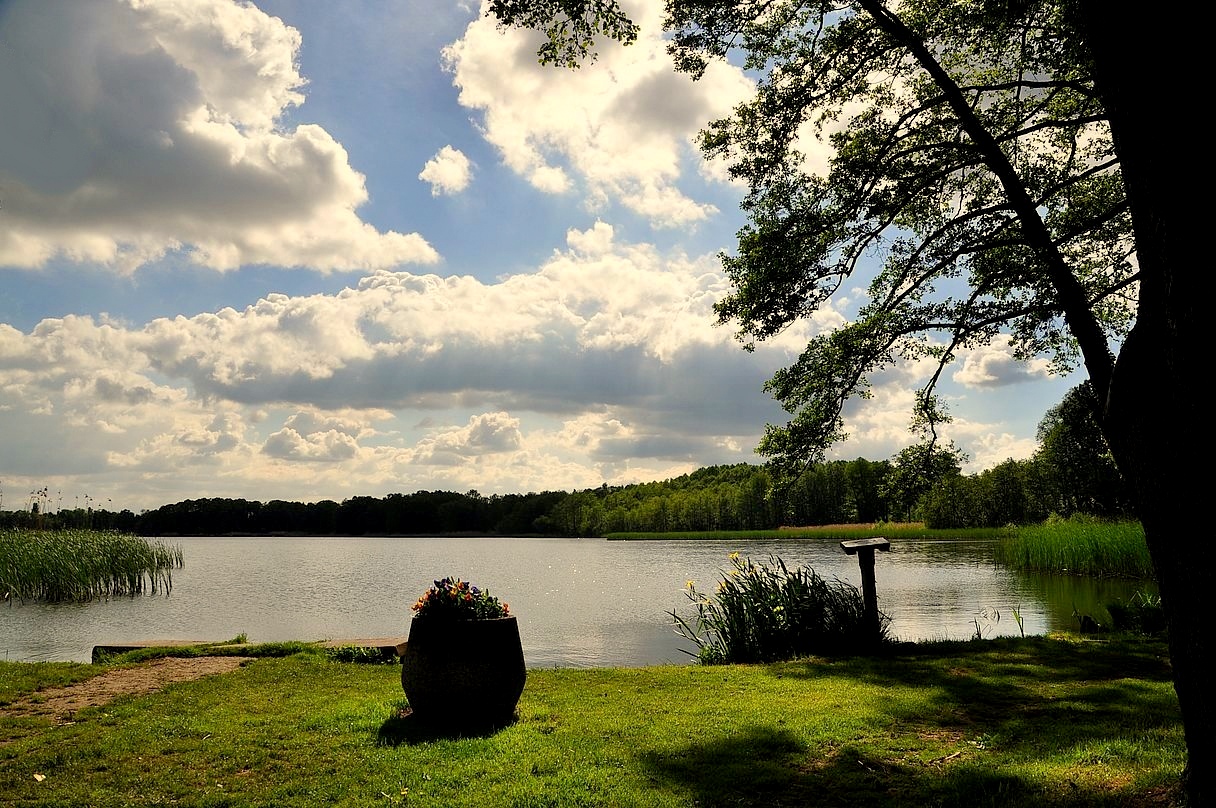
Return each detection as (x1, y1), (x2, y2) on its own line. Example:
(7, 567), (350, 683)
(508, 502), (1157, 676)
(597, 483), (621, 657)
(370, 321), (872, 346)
(0, 635), (1184, 807)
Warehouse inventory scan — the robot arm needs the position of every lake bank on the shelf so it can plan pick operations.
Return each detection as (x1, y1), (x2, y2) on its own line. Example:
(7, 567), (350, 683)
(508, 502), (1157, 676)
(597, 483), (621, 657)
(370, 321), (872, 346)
(0, 634), (1185, 807)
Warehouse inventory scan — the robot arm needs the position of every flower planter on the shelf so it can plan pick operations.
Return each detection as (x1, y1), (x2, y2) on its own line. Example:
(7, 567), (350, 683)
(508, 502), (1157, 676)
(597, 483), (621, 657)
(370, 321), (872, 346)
(401, 615), (526, 728)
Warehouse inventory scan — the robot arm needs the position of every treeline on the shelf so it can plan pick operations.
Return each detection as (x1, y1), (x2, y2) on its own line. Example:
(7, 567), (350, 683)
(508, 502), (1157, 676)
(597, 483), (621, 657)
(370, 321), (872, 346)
(0, 490), (568, 537)
(509, 381), (1129, 536)
(0, 383), (1127, 537)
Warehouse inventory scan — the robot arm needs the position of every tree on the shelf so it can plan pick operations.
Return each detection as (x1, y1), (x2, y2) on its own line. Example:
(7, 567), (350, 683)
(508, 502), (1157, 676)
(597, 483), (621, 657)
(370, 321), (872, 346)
(974, 458), (1040, 526)
(843, 457), (890, 523)
(1035, 381), (1126, 517)
(880, 440), (964, 522)
(491, 2), (1207, 800)
(919, 473), (978, 529)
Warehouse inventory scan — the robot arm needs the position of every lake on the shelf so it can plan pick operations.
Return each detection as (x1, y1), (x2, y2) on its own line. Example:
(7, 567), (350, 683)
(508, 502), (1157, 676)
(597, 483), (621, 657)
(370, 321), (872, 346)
(0, 535), (1156, 666)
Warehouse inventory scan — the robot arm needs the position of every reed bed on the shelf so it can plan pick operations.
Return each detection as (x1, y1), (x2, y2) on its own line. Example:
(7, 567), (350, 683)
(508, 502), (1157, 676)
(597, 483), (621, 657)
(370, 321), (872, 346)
(0, 528), (184, 603)
(671, 553), (890, 663)
(608, 524), (1015, 541)
(994, 517), (1152, 578)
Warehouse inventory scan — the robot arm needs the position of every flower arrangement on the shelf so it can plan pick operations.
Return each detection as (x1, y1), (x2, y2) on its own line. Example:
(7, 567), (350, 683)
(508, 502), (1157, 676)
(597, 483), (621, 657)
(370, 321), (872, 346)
(411, 576), (511, 621)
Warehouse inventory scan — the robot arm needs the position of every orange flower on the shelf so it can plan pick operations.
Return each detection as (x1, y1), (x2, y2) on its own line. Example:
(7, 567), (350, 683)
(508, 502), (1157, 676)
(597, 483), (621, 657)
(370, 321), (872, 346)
(411, 576), (511, 621)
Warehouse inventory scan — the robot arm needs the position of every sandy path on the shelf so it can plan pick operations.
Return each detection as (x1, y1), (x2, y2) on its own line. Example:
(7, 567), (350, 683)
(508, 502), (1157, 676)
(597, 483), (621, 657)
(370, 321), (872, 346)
(2, 656), (251, 722)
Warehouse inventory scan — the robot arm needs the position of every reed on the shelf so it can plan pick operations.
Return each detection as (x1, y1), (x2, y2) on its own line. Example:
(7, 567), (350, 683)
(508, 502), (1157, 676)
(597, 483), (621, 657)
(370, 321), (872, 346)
(995, 516), (1152, 578)
(671, 553), (891, 664)
(0, 528), (184, 603)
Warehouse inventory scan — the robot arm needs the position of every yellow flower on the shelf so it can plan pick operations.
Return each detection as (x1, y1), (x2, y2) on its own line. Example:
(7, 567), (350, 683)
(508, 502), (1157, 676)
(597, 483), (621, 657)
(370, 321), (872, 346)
(729, 552), (741, 562)
(685, 580), (695, 590)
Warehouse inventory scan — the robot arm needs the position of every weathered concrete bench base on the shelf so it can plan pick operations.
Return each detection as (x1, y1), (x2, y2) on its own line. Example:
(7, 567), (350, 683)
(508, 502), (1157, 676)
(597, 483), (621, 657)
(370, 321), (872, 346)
(91, 638), (407, 664)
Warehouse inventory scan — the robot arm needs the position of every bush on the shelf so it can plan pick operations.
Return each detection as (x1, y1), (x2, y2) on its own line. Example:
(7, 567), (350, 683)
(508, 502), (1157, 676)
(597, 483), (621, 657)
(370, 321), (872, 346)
(671, 553), (890, 664)
(1106, 591), (1167, 635)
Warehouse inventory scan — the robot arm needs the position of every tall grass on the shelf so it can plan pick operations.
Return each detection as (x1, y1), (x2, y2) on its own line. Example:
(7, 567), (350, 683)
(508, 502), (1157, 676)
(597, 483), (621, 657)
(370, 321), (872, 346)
(671, 553), (890, 664)
(995, 516), (1153, 578)
(0, 528), (184, 603)
(608, 523), (1015, 541)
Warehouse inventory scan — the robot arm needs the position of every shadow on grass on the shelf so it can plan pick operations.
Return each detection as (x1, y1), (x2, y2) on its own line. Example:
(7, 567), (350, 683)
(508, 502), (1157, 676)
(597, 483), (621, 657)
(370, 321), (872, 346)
(765, 636), (1179, 743)
(638, 725), (1037, 807)
(698, 635), (1183, 805)
(376, 707), (518, 746)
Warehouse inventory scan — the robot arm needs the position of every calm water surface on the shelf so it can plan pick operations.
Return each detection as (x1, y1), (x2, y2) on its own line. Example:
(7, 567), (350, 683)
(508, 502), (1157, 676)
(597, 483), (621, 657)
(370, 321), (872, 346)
(1, 536), (1155, 666)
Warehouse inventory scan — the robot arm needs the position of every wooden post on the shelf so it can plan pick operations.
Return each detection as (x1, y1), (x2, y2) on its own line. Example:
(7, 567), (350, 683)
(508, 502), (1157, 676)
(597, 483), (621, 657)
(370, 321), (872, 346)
(840, 538), (891, 643)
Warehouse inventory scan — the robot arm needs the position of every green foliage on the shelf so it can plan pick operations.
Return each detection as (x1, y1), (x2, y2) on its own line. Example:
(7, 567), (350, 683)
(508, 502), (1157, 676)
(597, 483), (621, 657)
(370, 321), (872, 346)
(672, 553), (890, 664)
(667, 0), (1134, 469)
(487, 0), (638, 68)
(881, 441), (966, 522)
(410, 577), (511, 621)
(0, 528), (184, 603)
(1034, 382), (1129, 518)
(1105, 591), (1167, 636)
(324, 645), (398, 665)
(921, 459), (1052, 528)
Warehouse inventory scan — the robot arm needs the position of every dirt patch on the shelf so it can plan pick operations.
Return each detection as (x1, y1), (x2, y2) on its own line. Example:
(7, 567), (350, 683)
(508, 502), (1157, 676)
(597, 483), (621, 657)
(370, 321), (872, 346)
(3, 656), (252, 723)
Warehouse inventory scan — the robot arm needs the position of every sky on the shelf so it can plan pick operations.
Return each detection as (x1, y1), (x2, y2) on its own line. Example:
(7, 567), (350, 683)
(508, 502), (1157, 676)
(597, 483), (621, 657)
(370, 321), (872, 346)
(0, 0), (1082, 515)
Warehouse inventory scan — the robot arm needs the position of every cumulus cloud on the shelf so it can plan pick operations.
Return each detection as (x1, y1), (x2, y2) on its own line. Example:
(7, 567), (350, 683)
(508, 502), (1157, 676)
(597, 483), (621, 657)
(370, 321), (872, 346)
(442, 0), (754, 228)
(260, 408), (384, 462)
(0, 0), (438, 273)
(408, 412), (523, 465)
(964, 432), (1040, 472)
(263, 428), (360, 462)
(419, 145), (474, 196)
(954, 340), (1052, 388)
(0, 224), (804, 507)
(0, 218), (1056, 510)
(129, 222), (809, 414)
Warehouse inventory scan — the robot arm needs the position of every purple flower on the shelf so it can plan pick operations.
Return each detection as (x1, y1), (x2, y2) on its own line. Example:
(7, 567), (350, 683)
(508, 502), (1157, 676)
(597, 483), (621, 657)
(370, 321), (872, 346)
(411, 576), (510, 620)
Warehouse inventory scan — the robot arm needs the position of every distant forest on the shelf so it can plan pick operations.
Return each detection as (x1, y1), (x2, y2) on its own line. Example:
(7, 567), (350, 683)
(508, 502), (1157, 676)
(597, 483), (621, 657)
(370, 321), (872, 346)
(2, 384), (1128, 537)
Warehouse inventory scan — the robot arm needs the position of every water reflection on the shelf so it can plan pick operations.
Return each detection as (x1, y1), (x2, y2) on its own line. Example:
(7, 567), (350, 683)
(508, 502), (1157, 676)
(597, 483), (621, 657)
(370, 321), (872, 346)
(0, 536), (1156, 665)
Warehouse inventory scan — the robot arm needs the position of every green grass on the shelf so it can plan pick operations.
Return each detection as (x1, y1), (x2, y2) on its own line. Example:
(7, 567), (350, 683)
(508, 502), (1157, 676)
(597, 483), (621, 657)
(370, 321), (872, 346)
(90, 639), (327, 665)
(608, 519), (1154, 582)
(994, 517), (1152, 579)
(0, 636), (1185, 807)
(606, 523), (1016, 541)
(1, 528), (185, 602)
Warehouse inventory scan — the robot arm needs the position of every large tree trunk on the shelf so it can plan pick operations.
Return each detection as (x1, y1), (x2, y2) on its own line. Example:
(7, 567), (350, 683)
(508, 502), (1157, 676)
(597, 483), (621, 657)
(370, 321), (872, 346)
(1081, 5), (1209, 804)
(1108, 329), (1207, 805)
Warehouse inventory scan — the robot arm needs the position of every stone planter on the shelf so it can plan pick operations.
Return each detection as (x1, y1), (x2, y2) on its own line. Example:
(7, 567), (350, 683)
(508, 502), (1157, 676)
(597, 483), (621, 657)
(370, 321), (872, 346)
(401, 615), (526, 728)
